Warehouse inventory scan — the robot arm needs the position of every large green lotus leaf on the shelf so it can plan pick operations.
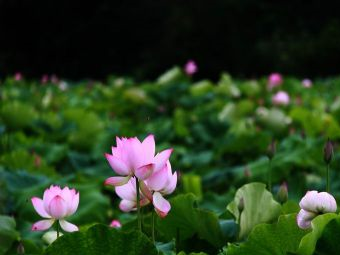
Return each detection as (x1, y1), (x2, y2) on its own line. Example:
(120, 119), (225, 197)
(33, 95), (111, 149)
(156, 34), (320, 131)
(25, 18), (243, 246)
(297, 213), (338, 255)
(227, 214), (308, 255)
(227, 182), (281, 239)
(44, 224), (158, 255)
(157, 194), (225, 248)
(0, 215), (19, 255)
(314, 216), (340, 255)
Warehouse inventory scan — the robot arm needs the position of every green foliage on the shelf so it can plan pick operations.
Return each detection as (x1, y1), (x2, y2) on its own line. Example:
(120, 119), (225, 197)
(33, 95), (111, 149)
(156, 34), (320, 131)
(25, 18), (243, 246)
(44, 224), (158, 255)
(0, 215), (19, 255)
(227, 183), (282, 239)
(227, 214), (309, 255)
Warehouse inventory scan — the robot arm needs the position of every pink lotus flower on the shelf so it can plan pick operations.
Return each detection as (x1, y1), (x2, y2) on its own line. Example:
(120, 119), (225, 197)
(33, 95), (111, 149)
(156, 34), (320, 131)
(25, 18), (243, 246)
(268, 73), (283, 90)
(297, 191), (337, 229)
(115, 177), (150, 212)
(110, 220), (122, 228)
(184, 60), (198, 76)
(31, 185), (79, 232)
(302, 79), (312, 88)
(41, 75), (49, 84)
(14, 72), (22, 81)
(105, 135), (172, 186)
(141, 161), (177, 217)
(272, 91), (290, 106)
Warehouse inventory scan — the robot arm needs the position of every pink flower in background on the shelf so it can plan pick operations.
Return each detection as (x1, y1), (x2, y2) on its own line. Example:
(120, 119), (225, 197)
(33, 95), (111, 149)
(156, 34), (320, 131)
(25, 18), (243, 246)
(104, 135), (172, 186)
(110, 219), (122, 228)
(297, 191), (337, 229)
(31, 185), (79, 232)
(268, 73), (283, 90)
(50, 74), (59, 84)
(141, 161), (177, 218)
(115, 177), (150, 212)
(272, 91), (290, 106)
(184, 60), (198, 76)
(41, 75), (49, 84)
(302, 79), (312, 88)
(14, 72), (22, 81)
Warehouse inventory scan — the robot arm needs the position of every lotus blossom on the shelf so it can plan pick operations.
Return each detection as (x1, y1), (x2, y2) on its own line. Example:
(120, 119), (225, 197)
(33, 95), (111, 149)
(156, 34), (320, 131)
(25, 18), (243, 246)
(110, 220), (122, 228)
(115, 177), (150, 212)
(31, 185), (79, 232)
(184, 60), (198, 76)
(297, 191), (337, 229)
(141, 161), (177, 217)
(272, 91), (290, 106)
(105, 135), (172, 186)
(41, 74), (49, 84)
(302, 79), (312, 88)
(268, 73), (283, 90)
(14, 72), (22, 81)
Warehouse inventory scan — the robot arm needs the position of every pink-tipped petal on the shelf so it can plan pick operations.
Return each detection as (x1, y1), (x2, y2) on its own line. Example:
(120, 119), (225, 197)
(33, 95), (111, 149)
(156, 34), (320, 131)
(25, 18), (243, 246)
(31, 197), (51, 218)
(297, 209), (316, 229)
(142, 134), (155, 162)
(105, 176), (131, 187)
(163, 171), (178, 195)
(59, 220), (78, 232)
(110, 220), (122, 228)
(48, 195), (68, 219)
(139, 180), (153, 201)
(146, 166), (168, 191)
(317, 192), (337, 213)
(119, 200), (136, 212)
(153, 192), (171, 218)
(105, 153), (131, 176)
(32, 219), (54, 231)
(126, 137), (144, 169)
(135, 163), (154, 180)
(154, 149), (173, 172)
(43, 186), (61, 212)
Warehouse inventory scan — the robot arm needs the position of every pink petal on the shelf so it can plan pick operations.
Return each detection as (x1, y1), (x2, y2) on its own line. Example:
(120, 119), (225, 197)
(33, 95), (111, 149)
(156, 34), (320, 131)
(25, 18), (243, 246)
(59, 220), (78, 232)
(32, 219), (54, 231)
(68, 191), (79, 216)
(48, 195), (68, 219)
(43, 185), (61, 212)
(105, 176), (131, 187)
(139, 180), (153, 201)
(317, 192), (337, 213)
(115, 178), (136, 201)
(163, 171), (177, 195)
(31, 197), (51, 218)
(105, 153), (131, 176)
(119, 199), (136, 212)
(153, 192), (171, 218)
(141, 134), (155, 162)
(146, 166), (168, 191)
(135, 163), (154, 180)
(154, 149), (173, 172)
(297, 209), (316, 229)
(110, 220), (122, 228)
(60, 187), (72, 208)
(299, 191), (319, 212)
(126, 137), (144, 169)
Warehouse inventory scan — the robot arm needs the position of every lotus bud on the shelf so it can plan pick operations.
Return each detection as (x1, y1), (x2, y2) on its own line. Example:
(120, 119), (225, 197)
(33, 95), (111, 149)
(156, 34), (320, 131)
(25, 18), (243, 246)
(17, 241), (25, 254)
(267, 139), (276, 160)
(238, 197), (244, 213)
(277, 182), (288, 204)
(324, 138), (333, 164)
(184, 60), (198, 76)
(110, 220), (122, 228)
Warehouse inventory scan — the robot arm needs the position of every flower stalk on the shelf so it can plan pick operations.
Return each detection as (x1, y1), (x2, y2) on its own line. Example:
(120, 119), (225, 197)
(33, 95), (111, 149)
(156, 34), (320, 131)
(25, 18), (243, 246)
(136, 178), (142, 231)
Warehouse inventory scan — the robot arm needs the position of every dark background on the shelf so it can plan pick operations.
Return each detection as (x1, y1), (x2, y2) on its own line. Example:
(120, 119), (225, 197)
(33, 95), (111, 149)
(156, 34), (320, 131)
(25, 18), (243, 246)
(1, 0), (340, 81)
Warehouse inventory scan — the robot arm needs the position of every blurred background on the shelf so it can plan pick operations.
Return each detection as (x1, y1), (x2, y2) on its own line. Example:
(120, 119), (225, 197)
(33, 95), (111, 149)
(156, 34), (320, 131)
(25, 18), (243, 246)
(1, 0), (340, 80)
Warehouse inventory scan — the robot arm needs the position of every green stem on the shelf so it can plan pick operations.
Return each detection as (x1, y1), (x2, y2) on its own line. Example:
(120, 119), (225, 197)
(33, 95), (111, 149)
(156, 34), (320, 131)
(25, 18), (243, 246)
(151, 210), (155, 244)
(268, 159), (272, 192)
(136, 178), (142, 231)
(56, 221), (60, 238)
(326, 164), (330, 193)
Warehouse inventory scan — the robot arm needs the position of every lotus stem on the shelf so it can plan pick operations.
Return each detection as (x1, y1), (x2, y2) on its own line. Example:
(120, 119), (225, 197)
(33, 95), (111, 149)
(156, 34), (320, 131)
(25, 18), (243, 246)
(268, 159), (272, 192)
(326, 164), (330, 193)
(151, 210), (155, 244)
(136, 178), (142, 231)
(56, 221), (60, 238)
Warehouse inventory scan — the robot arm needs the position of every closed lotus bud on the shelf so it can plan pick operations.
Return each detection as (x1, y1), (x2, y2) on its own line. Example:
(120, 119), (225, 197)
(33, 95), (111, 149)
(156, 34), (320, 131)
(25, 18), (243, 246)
(324, 138), (333, 164)
(17, 241), (25, 254)
(277, 182), (288, 204)
(238, 197), (244, 213)
(267, 139), (276, 160)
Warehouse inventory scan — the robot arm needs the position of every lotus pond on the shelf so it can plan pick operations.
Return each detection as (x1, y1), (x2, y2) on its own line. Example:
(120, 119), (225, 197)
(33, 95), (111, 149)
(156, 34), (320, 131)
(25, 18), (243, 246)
(1, 68), (340, 255)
